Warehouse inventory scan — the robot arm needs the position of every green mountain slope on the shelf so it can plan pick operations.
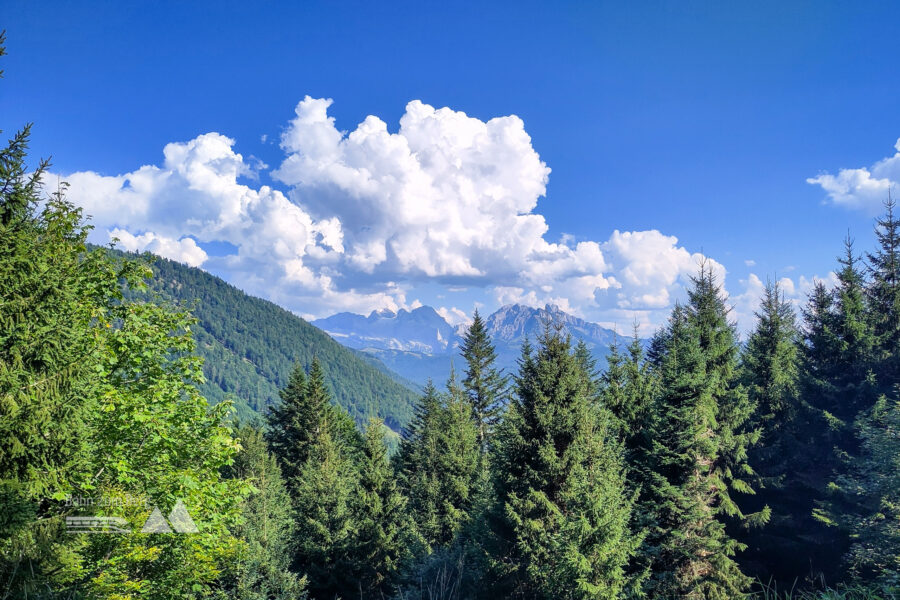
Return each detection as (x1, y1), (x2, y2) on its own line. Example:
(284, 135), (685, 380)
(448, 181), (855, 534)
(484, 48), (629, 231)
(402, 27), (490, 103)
(120, 251), (416, 431)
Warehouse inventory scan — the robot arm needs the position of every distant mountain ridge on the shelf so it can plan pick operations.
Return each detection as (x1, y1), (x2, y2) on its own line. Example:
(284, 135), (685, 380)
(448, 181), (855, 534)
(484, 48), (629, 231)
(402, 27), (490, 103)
(314, 303), (638, 385)
(317, 306), (460, 354)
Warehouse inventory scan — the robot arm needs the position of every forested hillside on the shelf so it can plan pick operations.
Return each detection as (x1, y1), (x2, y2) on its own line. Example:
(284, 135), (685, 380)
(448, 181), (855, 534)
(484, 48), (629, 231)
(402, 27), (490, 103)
(127, 251), (417, 430)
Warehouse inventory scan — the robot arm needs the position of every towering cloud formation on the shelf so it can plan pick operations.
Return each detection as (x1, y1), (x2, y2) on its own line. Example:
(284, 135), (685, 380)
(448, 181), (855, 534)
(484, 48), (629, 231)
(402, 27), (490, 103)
(52, 97), (729, 330)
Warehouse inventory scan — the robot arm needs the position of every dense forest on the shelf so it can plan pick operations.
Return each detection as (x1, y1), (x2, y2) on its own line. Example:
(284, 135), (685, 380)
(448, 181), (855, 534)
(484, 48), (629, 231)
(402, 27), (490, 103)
(120, 249), (419, 430)
(3, 38), (900, 599)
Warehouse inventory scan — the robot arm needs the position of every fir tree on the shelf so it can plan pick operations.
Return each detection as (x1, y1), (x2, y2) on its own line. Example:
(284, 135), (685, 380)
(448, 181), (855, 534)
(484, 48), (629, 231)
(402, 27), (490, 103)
(439, 370), (482, 544)
(306, 357), (364, 461)
(265, 364), (315, 484)
(397, 377), (480, 550)
(291, 418), (359, 600)
(622, 324), (653, 459)
(638, 263), (762, 599)
(225, 426), (307, 600)
(736, 279), (815, 583)
(487, 325), (639, 599)
(836, 392), (900, 586)
(867, 195), (900, 391)
(575, 338), (601, 402)
(461, 309), (507, 448)
(395, 381), (444, 547)
(799, 240), (879, 579)
(600, 335), (628, 435)
(832, 235), (877, 422)
(352, 419), (418, 596)
(266, 358), (362, 488)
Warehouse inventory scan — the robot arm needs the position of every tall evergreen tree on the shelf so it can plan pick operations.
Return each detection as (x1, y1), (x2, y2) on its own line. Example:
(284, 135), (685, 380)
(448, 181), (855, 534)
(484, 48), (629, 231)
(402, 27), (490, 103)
(397, 377), (480, 550)
(395, 381), (444, 547)
(638, 264), (762, 599)
(736, 279), (815, 583)
(575, 338), (601, 402)
(225, 426), (306, 600)
(487, 326), (639, 599)
(820, 236), (878, 427)
(798, 240), (879, 580)
(835, 392), (900, 586)
(265, 364), (315, 484)
(266, 358), (362, 488)
(622, 325), (654, 458)
(600, 336), (627, 429)
(461, 309), (507, 448)
(867, 195), (900, 391)
(353, 419), (418, 596)
(291, 419), (359, 600)
(306, 357), (364, 460)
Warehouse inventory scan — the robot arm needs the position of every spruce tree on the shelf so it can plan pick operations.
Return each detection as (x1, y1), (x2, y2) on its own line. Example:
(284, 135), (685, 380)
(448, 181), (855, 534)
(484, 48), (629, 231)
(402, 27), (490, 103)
(867, 195), (900, 391)
(265, 364), (315, 484)
(622, 325), (653, 458)
(461, 309), (507, 448)
(353, 419), (418, 596)
(306, 357), (364, 461)
(736, 280), (813, 583)
(266, 358), (362, 488)
(836, 392), (900, 586)
(600, 336), (629, 447)
(225, 426), (306, 600)
(575, 338), (601, 402)
(798, 240), (879, 579)
(395, 381), (444, 547)
(439, 370), (482, 544)
(487, 326), (639, 599)
(638, 264), (761, 599)
(396, 377), (480, 550)
(291, 418), (359, 600)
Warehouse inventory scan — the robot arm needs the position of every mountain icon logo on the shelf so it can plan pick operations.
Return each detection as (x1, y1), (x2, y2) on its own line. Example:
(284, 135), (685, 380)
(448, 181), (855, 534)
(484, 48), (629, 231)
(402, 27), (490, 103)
(140, 500), (199, 533)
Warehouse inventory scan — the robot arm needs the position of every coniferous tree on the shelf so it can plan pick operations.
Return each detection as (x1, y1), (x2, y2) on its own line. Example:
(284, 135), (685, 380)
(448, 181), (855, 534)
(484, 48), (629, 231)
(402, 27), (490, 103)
(461, 309), (507, 448)
(599, 338), (629, 452)
(836, 392), (900, 586)
(622, 325), (654, 459)
(867, 195), (900, 391)
(397, 377), (480, 550)
(352, 419), (418, 596)
(265, 364), (314, 484)
(225, 426), (307, 600)
(291, 418), (359, 599)
(575, 338), (601, 402)
(396, 381), (444, 547)
(440, 370), (482, 543)
(306, 358), (364, 460)
(266, 358), (363, 489)
(487, 326), (639, 599)
(798, 240), (878, 579)
(638, 264), (762, 599)
(735, 280), (814, 583)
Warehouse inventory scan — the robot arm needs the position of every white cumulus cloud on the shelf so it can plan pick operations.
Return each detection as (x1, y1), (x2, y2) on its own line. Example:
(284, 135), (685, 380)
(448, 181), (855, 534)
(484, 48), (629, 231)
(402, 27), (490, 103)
(52, 97), (734, 331)
(807, 138), (900, 212)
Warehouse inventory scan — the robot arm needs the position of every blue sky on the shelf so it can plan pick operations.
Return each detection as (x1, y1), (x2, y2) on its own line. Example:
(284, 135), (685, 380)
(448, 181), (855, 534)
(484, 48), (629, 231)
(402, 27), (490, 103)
(3, 1), (900, 333)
